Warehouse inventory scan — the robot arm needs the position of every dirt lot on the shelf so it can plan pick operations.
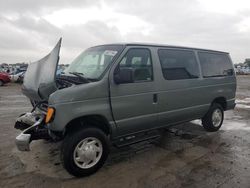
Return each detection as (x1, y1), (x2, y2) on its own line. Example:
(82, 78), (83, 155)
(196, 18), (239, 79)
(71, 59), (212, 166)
(0, 76), (250, 188)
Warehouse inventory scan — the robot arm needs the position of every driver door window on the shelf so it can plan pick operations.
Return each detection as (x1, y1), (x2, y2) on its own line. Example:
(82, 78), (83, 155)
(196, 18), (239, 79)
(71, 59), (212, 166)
(119, 48), (153, 82)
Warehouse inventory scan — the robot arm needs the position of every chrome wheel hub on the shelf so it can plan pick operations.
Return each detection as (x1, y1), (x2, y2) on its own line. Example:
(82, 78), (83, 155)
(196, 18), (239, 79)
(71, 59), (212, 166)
(73, 137), (103, 169)
(212, 109), (222, 127)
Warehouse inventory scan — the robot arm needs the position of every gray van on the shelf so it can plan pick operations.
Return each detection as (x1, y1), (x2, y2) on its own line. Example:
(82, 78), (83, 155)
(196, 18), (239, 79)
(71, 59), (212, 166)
(15, 39), (236, 176)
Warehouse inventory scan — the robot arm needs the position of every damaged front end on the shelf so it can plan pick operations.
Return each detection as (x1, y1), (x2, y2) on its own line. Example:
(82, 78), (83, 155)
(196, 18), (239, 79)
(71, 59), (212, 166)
(15, 38), (62, 151)
(15, 103), (50, 151)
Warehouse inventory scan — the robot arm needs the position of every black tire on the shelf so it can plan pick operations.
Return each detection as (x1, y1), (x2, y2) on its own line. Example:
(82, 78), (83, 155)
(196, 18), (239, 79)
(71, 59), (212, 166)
(61, 127), (110, 177)
(202, 103), (224, 132)
(0, 80), (3, 86)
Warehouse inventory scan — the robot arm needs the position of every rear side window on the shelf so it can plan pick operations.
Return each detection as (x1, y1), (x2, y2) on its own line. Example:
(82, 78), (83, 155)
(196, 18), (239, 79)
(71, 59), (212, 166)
(198, 52), (233, 78)
(119, 48), (153, 81)
(158, 49), (199, 80)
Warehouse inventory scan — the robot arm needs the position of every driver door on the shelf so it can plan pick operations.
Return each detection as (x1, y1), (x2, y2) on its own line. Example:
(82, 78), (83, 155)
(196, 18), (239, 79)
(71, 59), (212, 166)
(109, 47), (158, 137)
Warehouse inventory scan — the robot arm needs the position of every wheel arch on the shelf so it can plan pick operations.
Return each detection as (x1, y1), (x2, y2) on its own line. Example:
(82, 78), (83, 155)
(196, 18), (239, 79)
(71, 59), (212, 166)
(64, 114), (111, 136)
(212, 97), (227, 110)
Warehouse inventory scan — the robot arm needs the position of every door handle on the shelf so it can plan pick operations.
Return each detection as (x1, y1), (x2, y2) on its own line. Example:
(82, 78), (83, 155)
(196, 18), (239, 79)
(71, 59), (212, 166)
(153, 93), (158, 104)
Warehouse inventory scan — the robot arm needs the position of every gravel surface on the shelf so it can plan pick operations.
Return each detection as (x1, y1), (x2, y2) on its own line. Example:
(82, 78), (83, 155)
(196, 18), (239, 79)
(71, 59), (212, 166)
(0, 76), (250, 188)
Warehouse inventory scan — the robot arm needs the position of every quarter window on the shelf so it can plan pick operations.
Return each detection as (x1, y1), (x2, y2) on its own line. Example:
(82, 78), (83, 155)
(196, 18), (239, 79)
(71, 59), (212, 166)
(158, 49), (199, 80)
(198, 52), (233, 77)
(119, 48), (153, 81)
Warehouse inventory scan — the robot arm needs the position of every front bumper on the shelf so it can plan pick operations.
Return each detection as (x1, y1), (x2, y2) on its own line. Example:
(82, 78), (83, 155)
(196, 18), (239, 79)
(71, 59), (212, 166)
(16, 118), (43, 151)
(15, 116), (50, 151)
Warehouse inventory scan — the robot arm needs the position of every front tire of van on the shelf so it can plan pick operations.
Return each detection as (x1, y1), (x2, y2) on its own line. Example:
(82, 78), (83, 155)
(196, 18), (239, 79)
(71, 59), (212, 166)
(202, 103), (224, 132)
(61, 127), (110, 177)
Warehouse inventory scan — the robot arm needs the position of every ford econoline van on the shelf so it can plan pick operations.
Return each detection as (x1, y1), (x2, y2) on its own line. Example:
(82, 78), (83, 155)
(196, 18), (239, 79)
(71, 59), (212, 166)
(15, 39), (236, 176)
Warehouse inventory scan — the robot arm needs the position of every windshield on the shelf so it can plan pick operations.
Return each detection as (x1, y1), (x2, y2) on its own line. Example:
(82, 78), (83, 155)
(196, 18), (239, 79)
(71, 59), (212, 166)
(64, 45), (124, 80)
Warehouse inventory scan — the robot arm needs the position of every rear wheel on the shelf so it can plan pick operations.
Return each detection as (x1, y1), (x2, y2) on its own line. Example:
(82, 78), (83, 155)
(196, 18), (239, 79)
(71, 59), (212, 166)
(0, 80), (3, 86)
(202, 103), (224, 132)
(61, 127), (110, 177)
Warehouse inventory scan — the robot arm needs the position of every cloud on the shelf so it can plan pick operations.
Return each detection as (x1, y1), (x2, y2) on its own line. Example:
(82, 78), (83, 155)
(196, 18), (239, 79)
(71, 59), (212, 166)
(0, 0), (249, 64)
(0, 0), (98, 15)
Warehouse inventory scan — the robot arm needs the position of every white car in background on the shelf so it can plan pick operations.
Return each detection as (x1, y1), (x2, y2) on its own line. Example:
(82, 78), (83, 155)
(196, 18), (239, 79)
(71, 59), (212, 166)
(244, 67), (250, 74)
(11, 71), (25, 82)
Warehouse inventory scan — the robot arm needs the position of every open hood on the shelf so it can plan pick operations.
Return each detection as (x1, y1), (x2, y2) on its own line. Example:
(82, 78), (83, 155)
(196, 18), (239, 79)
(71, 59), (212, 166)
(22, 38), (61, 102)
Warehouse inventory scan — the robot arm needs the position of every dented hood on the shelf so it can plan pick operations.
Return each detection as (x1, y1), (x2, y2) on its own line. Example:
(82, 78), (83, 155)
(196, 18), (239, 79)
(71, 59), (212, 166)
(22, 38), (61, 101)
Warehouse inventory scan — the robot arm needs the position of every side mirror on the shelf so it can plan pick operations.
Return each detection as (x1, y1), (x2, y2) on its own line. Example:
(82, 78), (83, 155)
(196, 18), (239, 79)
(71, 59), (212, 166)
(114, 68), (134, 84)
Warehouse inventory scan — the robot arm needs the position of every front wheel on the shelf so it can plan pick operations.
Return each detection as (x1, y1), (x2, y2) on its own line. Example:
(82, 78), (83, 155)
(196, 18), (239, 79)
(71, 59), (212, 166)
(61, 127), (110, 177)
(202, 103), (224, 132)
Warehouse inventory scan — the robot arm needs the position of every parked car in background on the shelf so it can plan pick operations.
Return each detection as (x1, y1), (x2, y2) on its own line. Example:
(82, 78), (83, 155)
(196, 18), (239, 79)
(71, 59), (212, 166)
(242, 67), (250, 74)
(0, 72), (11, 86)
(10, 71), (25, 83)
(56, 67), (63, 75)
(17, 71), (25, 83)
(235, 66), (250, 75)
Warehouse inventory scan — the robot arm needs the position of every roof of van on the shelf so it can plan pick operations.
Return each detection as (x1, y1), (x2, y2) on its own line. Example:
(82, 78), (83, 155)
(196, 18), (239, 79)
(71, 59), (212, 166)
(97, 42), (229, 54)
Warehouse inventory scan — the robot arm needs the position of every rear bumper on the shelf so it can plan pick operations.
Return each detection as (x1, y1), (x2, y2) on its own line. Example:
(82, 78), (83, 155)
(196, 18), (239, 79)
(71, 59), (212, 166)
(226, 99), (236, 110)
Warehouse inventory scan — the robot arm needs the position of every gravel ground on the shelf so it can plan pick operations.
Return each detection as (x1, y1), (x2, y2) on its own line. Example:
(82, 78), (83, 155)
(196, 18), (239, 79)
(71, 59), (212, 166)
(0, 76), (250, 188)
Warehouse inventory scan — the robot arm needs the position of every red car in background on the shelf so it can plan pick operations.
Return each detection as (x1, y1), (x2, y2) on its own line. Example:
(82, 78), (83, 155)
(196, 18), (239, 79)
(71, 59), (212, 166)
(0, 72), (11, 86)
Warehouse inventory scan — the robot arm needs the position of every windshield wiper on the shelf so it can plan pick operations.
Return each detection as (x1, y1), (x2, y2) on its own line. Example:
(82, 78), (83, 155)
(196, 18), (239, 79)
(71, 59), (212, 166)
(69, 72), (91, 83)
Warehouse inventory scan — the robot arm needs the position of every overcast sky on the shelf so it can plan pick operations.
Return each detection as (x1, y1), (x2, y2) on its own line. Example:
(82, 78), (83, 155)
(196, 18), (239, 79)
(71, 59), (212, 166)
(0, 0), (249, 64)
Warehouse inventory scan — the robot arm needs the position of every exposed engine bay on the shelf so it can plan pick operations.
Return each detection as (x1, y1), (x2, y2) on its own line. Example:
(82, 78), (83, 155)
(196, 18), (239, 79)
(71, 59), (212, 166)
(56, 74), (92, 89)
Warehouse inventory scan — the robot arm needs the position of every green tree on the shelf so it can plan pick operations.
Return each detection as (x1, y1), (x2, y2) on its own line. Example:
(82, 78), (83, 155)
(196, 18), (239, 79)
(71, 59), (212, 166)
(244, 59), (250, 67)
